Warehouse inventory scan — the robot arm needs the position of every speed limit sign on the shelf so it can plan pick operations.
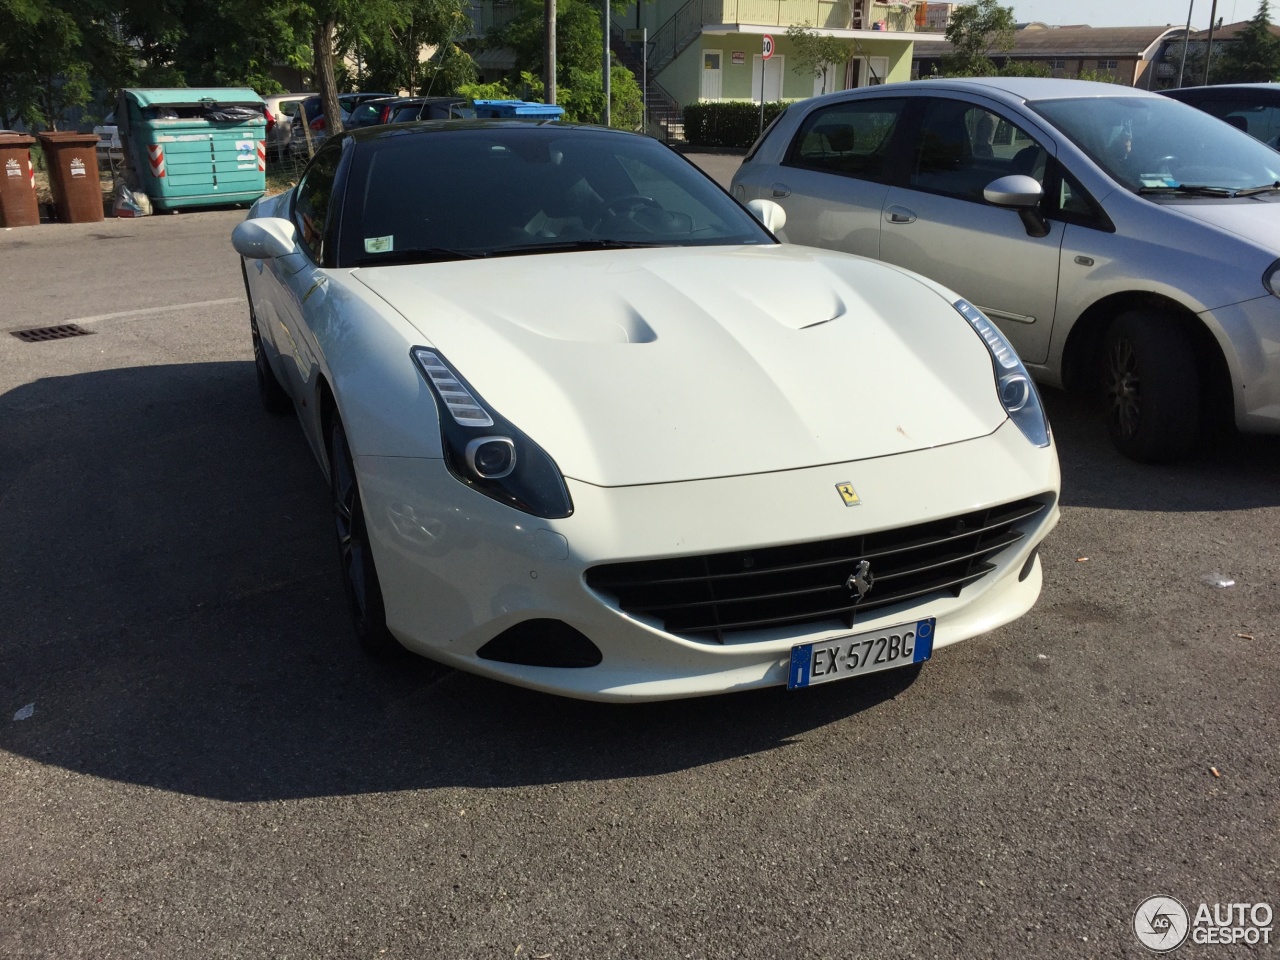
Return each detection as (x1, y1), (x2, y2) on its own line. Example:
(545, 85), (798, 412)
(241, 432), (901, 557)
(762, 34), (774, 59)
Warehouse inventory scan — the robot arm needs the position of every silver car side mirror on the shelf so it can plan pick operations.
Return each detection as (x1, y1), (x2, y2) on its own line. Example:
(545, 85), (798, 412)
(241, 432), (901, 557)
(983, 175), (1049, 239)
(746, 198), (787, 234)
(232, 217), (298, 259)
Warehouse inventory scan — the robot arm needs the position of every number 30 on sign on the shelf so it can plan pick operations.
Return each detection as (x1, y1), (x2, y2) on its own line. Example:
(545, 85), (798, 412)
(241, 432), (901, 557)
(762, 34), (774, 59)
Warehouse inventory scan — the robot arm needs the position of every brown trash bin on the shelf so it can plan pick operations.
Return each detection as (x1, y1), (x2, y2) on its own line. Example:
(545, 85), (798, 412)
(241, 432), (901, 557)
(36, 131), (105, 223)
(0, 133), (40, 228)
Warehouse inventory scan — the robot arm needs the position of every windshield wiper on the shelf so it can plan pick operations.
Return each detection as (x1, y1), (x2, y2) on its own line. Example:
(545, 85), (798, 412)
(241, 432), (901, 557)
(1232, 182), (1280, 197)
(353, 246), (486, 266)
(486, 239), (669, 257)
(1137, 184), (1235, 197)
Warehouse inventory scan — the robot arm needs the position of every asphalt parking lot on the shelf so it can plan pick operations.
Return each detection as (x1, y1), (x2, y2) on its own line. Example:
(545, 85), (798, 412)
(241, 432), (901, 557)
(1, 158), (1277, 959)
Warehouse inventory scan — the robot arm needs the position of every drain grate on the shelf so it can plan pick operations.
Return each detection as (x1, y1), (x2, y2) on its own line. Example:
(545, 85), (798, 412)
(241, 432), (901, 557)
(10, 324), (96, 343)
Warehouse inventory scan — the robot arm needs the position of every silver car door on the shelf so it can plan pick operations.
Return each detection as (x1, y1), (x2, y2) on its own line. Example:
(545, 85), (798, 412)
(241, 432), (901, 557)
(765, 97), (909, 259)
(879, 98), (1063, 366)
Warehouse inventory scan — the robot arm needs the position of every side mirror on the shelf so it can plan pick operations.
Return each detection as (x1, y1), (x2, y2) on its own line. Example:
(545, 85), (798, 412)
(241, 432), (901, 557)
(983, 175), (1050, 239)
(746, 198), (787, 233)
(232, 217), (298, 259)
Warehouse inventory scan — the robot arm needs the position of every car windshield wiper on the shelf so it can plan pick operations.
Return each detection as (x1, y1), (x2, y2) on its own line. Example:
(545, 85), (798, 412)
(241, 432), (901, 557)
(1232, 181), (1280, 197)
(353, 247), (486, 266)
(1137, 184), (1235, 197)
(486, 239), (669, 257)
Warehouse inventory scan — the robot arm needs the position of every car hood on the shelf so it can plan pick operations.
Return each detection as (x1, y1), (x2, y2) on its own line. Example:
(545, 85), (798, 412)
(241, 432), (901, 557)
(1165, 195), (1280, 247)
(353, 245), (1007, 487)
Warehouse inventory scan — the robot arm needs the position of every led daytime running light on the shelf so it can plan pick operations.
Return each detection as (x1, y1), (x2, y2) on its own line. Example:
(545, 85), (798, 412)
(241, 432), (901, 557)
(411, 347), (493, 426)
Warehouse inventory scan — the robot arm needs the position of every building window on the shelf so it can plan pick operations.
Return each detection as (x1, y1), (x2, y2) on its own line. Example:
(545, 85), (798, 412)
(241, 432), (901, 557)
(1049, 59), (1067, 70)
(1099, 59), (1118, 70)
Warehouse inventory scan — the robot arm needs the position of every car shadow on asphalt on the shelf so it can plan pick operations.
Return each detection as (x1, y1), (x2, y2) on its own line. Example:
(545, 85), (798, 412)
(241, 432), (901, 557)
(0, 362), (920, 802)
(1042, 387), (1280, 512)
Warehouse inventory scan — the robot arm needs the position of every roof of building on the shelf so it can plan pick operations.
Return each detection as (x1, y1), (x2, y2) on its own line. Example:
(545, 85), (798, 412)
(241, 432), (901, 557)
(915, 24), (1187, 61)
(1187, 20), (1280, 41)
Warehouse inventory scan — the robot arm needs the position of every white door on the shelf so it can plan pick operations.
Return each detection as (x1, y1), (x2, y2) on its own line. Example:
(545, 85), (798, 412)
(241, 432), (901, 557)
(849, 56), (890, 87)
(751, 55), (785, 102)
(701, 51), (723, 101)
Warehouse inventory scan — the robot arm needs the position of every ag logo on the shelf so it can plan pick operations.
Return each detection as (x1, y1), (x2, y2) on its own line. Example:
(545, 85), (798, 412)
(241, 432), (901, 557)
(1133, 895), (1190, 952)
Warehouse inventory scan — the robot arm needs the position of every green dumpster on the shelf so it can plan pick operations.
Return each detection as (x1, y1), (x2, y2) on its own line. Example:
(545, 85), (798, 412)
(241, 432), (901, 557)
(117, 87), (267, 211)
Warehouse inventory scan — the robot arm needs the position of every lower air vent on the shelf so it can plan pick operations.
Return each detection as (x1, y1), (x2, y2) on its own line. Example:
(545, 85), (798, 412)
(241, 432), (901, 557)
(586, 498), (1048, 644)
(477, 619), (602, 667)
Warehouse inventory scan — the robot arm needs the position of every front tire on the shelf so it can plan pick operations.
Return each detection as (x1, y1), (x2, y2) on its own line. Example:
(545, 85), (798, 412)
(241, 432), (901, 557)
(328, 415), (399, 656)
(1102, 311), (1200, 463)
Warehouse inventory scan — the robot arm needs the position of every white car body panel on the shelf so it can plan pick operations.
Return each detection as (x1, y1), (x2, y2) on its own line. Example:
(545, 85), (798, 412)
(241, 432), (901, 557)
(354, 245), (1007, 486)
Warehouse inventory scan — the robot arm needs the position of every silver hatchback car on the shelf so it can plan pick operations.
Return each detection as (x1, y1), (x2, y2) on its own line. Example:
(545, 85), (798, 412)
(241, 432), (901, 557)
(732, 77), (1280, 462)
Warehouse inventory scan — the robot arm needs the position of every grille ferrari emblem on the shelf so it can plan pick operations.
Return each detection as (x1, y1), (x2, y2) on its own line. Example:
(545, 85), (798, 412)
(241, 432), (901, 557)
(846, 560), (874, 600)
(836, 482), (861, 506)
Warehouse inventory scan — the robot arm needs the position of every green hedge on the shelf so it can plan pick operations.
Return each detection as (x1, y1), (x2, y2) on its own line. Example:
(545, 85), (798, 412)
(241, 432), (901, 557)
(683, 101), (788, 149)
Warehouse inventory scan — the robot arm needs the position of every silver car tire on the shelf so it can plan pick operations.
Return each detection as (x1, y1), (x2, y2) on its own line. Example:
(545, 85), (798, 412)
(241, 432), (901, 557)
(1103, 311), (1200, 463)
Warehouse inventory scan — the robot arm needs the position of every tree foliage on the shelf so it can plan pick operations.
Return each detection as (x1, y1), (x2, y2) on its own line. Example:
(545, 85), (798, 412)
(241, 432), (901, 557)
(941, 0), (1016, 77)
(487, 0), (641, 127)
(786, 22), (849, 94)
(1215, 0), (1280, 82)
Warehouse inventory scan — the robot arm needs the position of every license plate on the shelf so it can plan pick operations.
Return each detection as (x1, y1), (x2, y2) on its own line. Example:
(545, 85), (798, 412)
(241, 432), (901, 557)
(788, 618), (935, 690)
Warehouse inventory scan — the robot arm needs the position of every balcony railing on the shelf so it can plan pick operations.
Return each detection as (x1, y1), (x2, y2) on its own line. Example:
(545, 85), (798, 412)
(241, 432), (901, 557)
(707, 0), (917, 31)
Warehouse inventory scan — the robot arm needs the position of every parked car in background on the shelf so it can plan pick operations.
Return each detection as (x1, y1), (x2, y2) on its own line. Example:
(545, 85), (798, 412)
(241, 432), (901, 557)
(94, 111), (123, 164)
(231, 120), (1060, 700)
(289, 93), (394, 156)
(262, 92), (315, 159)
(733, 77), (1280, 462)
(1161, 83), (1280, 148)
(386, 96), (475, 123)
(344, 96), (406, 129)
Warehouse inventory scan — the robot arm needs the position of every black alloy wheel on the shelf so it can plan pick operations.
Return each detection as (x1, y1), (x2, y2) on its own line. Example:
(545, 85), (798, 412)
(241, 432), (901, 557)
(329, 416), (398, 655)
(1102, 310), (1200, 463)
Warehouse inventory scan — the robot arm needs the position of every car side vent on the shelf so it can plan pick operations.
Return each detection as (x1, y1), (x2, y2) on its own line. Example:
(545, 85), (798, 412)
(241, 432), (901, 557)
(11, 324), (95, 343)
(477, 619), (603, 668)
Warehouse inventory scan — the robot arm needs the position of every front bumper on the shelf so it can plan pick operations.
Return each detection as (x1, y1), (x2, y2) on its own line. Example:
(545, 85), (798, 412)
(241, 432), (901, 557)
(356, 419), (1060, 701)
(1203, 296), (1280, 432)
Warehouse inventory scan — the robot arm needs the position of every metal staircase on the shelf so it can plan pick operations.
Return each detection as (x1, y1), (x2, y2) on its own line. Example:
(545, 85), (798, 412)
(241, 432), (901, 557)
(611, 26), (686, 141)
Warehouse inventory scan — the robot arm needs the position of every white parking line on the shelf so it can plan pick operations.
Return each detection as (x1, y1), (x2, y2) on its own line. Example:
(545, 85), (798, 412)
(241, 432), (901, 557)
(63, 298), (241, 326)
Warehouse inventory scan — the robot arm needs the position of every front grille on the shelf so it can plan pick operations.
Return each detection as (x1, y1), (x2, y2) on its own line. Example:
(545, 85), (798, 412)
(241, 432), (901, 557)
(585, 498), (1048, 644)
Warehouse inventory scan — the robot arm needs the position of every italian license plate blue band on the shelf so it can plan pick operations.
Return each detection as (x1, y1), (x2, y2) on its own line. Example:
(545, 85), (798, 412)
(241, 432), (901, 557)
(788, 618), (935, 690)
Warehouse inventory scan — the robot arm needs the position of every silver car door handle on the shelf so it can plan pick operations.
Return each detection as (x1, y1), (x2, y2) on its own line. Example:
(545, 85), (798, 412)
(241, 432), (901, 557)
(885, 205), (916, 224)
(771, 183), (791, 198)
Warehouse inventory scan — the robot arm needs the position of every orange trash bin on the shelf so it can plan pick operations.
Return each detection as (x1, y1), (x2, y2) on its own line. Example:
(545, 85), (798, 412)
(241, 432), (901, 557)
(0, 133), (40, 228)
(36, 131), (105, 223)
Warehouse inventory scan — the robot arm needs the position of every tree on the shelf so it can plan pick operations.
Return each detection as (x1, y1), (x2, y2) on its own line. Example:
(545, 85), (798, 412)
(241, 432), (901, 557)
(941, 0), (1016, 77)
(1216, 0), (1280, 82)
(487, 0), (642, 126)
(786, 22), (849, 95)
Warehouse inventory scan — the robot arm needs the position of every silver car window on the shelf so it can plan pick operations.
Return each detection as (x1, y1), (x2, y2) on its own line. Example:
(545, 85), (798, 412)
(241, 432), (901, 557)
(783, 98), (907, 181)
(911, 99), (1048, 202)
(1032, 95), (1280, 192)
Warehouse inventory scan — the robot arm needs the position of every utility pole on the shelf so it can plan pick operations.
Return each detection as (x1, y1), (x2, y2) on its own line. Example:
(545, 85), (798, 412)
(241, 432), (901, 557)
(1203, 0), (1219, 86)
(546, 0), (557, 104)
(603, 0), (611, 126)
(1177, 0), (1194, 88)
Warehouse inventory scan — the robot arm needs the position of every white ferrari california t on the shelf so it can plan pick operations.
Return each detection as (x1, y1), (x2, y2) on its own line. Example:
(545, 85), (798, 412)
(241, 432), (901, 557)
(231, 119), (1061, 701)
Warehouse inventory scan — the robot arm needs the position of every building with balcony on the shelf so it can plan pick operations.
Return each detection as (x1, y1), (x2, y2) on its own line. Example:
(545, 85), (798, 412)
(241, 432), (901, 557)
(613, 0), (944, 135)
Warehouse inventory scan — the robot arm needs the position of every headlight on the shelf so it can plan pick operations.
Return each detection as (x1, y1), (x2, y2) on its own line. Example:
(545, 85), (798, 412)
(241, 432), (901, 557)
(411, 347), (573, 518)
(952, 299), (1050, 448)
(1264, 260), (1280, 298)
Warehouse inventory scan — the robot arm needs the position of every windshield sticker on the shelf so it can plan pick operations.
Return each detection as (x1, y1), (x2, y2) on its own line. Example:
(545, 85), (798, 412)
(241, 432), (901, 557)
(364, 235), (394, 254)
(1139, 175), (1178, 188)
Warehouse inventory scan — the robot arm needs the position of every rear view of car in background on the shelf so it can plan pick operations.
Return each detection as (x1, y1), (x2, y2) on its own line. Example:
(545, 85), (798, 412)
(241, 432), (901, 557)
(289, 93), (394, 157)
(1161, 83), (1280, 148)
(262, 92), (315, 159)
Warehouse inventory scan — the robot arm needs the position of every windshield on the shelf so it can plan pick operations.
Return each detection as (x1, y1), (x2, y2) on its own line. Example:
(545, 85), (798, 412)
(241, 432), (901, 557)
(1031, 95), (1280, 194)
(339, 125), (773, 266)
